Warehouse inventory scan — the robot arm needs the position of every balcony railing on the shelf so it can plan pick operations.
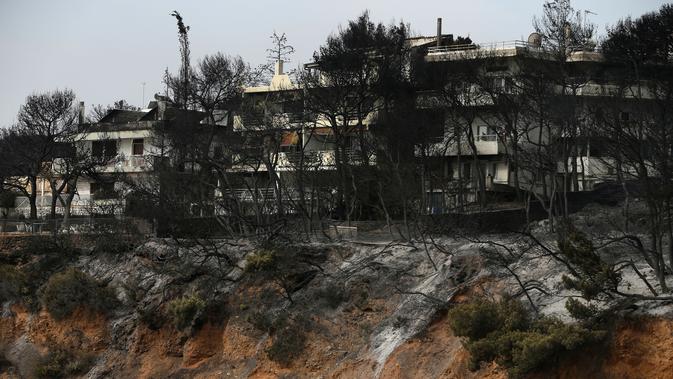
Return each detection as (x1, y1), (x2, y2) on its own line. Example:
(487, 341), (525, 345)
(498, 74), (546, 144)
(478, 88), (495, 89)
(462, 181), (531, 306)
(417, 135), (499, 157)
(124, 155), (151, 170)
(277, 149), (375, 169)
(427, 40), (540, 54)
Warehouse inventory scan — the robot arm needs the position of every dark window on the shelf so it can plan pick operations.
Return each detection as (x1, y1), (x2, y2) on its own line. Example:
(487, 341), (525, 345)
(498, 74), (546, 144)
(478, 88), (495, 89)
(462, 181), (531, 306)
(92, 140), (117, 159)
(132, 139), (144, 156)
(463, 163), (472, 179)
(90, 182), (115, 199)
(620, 112), (630, 122)
(213, 144), (224, 160)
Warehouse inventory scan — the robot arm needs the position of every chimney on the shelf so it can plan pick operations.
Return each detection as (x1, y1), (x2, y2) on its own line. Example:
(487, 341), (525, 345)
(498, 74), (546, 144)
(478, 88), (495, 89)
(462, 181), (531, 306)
(275, 60), (284, 76)
(436, 18), (442, 47)
(78, 101), (85, 124)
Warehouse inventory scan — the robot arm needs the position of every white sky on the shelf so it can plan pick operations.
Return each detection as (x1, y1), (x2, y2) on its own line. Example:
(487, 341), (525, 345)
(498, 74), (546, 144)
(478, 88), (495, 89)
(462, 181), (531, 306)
(0, 0), (668, 127)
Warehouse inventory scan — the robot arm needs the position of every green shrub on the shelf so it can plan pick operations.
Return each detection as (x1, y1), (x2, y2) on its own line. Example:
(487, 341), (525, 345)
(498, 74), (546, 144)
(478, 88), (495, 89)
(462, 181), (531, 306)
(35, 349), (94, 379)
(448, 298), (605, 378)
(558, 228), (621, 299)
(40, 268), (118, 320)
(448, 298), (529, 341)
(166, 294), (206, 330)
(245, 249), (276, 272)
(565, 297), (600, 321)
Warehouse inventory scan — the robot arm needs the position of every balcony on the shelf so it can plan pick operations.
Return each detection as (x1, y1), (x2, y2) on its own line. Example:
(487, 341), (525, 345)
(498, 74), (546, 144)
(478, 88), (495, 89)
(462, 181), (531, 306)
(97, 155), (153, 173)
(418, 135), (500, 157)
(229, 149), (376, 172)
(277, 149), (375, 170)
(426, 40), (544, 62)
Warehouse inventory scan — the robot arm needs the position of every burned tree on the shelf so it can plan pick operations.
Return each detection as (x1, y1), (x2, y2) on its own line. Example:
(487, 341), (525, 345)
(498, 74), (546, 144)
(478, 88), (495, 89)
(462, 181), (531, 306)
(299, 12), (409, 221)
(0, 90), (79, 220)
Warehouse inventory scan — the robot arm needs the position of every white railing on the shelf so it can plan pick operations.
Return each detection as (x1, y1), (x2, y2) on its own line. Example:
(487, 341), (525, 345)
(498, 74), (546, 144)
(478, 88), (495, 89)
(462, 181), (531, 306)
(12, 194), (124, 218)
(427, 40), (540, 54)
(97, 154), (153, 173)
(124, 155), (151, 170)
(277, 149), (375, 169)
(417, 135), (499, 157)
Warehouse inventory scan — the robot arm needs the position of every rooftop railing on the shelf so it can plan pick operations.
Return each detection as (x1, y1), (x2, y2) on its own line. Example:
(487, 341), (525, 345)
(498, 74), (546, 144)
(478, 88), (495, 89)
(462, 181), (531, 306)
(427, 40), (602, 56)
(427, 40), (540, 54)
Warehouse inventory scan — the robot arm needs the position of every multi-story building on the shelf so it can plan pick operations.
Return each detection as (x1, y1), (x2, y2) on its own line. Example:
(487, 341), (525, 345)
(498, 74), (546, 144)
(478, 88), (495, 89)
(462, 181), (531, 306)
(9, 22), (629, 220)
(414, 21), (611, 212)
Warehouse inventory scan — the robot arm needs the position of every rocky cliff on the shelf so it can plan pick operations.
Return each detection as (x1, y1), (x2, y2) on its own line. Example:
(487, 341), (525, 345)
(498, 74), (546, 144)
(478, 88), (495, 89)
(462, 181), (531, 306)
(1, 226), (672, 379)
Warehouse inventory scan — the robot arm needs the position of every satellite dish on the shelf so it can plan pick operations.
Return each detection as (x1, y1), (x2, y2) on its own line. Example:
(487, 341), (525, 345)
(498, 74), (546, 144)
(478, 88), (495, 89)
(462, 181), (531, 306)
(528, 32), (542, 47)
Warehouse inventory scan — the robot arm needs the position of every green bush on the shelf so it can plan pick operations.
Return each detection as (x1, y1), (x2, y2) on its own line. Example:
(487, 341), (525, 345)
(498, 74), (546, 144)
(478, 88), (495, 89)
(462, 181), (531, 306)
(40, 268), (118, 320)
(565, 297), (600, 321)
(35, 349), (94, 379)
(558, 228), (621, 299)
(448, 298), (605, 378)
(244, 249), (276, 272)
(166, 294), (206, 330)
(448, 298), (529, 341)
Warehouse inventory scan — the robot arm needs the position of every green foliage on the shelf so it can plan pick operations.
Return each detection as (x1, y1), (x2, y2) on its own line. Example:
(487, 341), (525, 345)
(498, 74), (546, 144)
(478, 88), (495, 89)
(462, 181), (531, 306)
(245, 249), (276, 272)
(558, 228), (621, 299)
(40, 268), (117, 320)
(448, 298), (529, 340)
(565, 297), (600, 321)
(166, 294), (206, 330)
(602, 4), (673, 65)
(244, 244), (325, 303)
(35, 349), (94, 379)
(448, 298), (605, 378)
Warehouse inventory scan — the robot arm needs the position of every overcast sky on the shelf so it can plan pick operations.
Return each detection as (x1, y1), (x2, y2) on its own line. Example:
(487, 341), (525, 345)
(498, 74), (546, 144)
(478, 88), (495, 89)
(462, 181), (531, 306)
(0, 0), (668, 128)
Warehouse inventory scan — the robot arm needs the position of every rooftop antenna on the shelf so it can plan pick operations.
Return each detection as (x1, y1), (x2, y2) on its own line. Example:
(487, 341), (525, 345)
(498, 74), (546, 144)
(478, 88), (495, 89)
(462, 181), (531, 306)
(582, 10), (597, 44)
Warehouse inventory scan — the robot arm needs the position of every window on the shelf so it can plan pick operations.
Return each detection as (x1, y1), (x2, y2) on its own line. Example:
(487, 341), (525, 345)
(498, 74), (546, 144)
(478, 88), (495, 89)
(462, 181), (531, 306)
(463, 163), (472, 179)
(92, 140), (117, 159)
(477, 125), (497, 141)
(213, 144), (224, 160)
(90, 182), (115, 199)
(132, 139), (144, 156)
(488, 77), (513, 94)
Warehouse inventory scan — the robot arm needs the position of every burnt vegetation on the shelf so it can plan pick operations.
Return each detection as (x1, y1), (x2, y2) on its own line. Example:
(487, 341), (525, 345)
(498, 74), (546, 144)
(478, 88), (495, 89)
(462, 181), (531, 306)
(2, 0), (673, 374)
